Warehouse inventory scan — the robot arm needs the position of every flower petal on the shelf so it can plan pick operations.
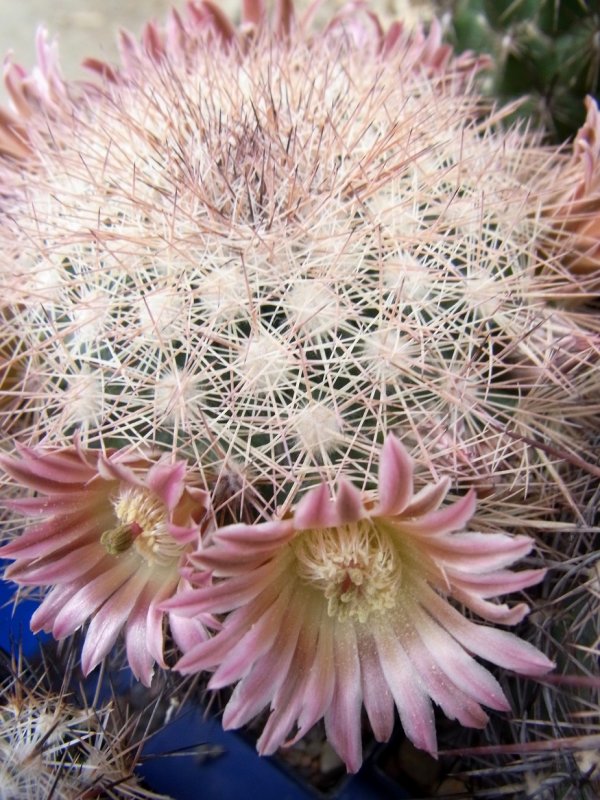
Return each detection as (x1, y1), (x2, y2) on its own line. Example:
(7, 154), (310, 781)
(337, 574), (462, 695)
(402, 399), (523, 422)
(0, 449), (95, 488)
(445, 567), (546, 598)
(409, 602), (510, 712)
(175, 585), (281, 672)
(401, 477), (450, 518)
(375, 434), (414, 516)
(222, 599), (304, 730)
(395, 489), (476, 537)
(374, 623), (437, 756)
(293, 604), (336, 741)
(425, 532), (534, 572)
(210, 581), (294, 688)
(258, 606), (322, 754)
(146, 461), (185, 510)
(397, 613), (491, 728)
(6, 541), (105, 585)
(81, 569), (149, 676)
(0, 514), (103, 559)
(421, 584), (554, 676)
(294, 482), (336, 529)
(127, 580), (174, 685)
(51, 557), (136, 639)
(334, 478), (365, 525)
(323, 623), (363, 772)
(359, 631), (395, 742)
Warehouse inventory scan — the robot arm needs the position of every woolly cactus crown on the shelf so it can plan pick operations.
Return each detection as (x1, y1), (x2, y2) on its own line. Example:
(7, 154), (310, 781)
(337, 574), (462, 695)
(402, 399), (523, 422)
(1, 0), (598, 538)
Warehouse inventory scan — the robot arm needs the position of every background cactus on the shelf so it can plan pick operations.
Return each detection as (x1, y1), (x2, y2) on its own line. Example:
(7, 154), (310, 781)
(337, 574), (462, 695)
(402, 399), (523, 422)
(442, 0), (600, 141)
(0, 641), (172, 799)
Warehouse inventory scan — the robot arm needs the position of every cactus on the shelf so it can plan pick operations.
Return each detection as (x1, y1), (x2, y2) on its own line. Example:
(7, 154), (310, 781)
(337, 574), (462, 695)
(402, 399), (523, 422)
(0, 0), (599, 790)
(444, 0), (600, 140)
(0, 5), (597, 535)
(0, 641), (172, 799)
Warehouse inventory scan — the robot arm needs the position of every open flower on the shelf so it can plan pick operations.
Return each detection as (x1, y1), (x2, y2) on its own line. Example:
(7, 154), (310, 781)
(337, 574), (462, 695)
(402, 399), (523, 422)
(167, 435), (553, 772)
(0, 443), (211, 685)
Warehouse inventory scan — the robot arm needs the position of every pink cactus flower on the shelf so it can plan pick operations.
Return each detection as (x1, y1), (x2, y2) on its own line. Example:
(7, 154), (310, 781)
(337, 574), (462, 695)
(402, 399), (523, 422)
(167, 435), (553, 772)
(0, 443), (211, 685)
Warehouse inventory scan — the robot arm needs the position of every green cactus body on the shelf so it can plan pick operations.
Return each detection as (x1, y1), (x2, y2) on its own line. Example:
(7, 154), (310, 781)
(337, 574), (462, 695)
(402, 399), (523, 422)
(449, 0), (600, 139)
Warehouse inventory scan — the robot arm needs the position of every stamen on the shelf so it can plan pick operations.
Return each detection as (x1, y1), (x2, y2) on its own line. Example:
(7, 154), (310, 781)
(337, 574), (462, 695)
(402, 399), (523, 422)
(293, 519), (401, 623)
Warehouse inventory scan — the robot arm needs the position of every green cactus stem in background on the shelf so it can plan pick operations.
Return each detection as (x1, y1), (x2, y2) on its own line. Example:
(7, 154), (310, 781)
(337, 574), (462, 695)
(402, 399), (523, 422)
(444, 0), (600, 140)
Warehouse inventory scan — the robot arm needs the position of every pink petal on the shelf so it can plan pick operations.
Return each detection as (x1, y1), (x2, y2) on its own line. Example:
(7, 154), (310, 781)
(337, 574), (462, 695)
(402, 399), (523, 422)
(191, 1), (237, 42)
(166, 556), (290, 617)
(0, 460), (87, 494)
(425, 532), (533, 572)
(165, 8), (186, 54)
(397, 615), (490, 728)
(175, 587), (280, 671)
(446, 567), (546, 598)
(274, 0), (294, 36)
(421, 584), (554, 676)
(375, 434), (414, 516)
(395, 490), (476, 537)
(215, 520), (295, 547)
(293, 605), (336, 740)
(374, 625), (437, 756)
(81, 569), (148, 676)
(118, 28), (141, 71)
(195, 540), (284, 574)
(258, 612), (321, 754)
(0, 513), (103, 559)
(257, 683), (303, 756)
(210, 581), (294, 688)
(401, 477), (450, 518)
(219, 651), (281, 731)
(359, 632), (395, 742)
(242, 0), (265, 25)
(222, 601), (304, 730)
(409, 603), (510, 712)
(334, 479), (365, 525)
(142, 21), (165, 62)
(323, 625), (363, 773)
(294, 483), (337, 529)
(96, 455), (142, 487)
(168, 523), (202, 546)
(6, 541), (104, 585)
(51, 556), (135, 638)
(126, 580), (173, 685)
(169, 612), (211, 654)
(30, 583), (80, 633)
(146, 461), (185, 510)
(4, 492), (100, 515)
(0, 448), (95, 487)
(451, 587), (531, 625)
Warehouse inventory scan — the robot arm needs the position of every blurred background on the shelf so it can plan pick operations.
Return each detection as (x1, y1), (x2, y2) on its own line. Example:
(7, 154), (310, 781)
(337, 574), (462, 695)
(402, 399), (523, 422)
(0, 0), (433, 95)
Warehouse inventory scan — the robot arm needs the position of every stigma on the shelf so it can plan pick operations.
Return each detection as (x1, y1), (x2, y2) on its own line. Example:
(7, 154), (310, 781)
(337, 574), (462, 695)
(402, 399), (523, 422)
(101, 487), (182, 567)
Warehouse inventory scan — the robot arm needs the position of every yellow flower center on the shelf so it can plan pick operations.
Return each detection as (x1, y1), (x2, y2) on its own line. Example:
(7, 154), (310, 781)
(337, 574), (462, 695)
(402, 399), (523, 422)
(293, 519), (400, 624)
(100, 487), (182, 567)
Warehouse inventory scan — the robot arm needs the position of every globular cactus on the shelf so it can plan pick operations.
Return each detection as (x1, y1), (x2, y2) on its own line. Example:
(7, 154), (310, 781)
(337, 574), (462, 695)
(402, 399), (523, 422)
(444, 0), (600, 141)
(0, 3), (597, 536)
(0, 0), (599, 785)
(0, 643), (172, 800)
